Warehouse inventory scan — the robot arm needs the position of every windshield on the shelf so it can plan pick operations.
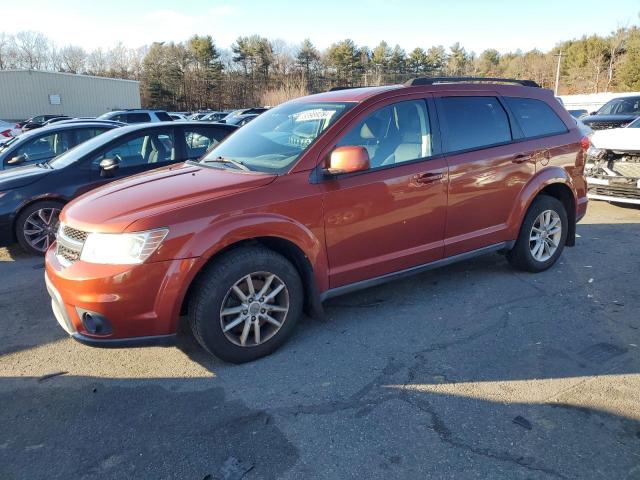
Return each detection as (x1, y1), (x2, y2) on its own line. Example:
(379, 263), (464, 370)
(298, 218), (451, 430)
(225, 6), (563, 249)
(201, 102), (353, 173)
(48, 127), (120, 168)
(597, 97), (640, 115)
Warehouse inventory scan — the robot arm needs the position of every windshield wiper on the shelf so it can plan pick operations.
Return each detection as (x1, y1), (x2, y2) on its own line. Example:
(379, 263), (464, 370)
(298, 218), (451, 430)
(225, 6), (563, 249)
(202, 156), (251, 171)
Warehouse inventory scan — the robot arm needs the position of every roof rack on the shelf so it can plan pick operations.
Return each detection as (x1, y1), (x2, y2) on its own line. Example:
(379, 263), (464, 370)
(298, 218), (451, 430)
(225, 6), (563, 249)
(328, 86), (372, 92)
(405, 77), (540, 88)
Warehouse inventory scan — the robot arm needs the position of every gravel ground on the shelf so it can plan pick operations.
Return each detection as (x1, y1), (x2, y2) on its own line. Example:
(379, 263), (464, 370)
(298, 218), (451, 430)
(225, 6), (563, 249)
(1, 200), (639, 479)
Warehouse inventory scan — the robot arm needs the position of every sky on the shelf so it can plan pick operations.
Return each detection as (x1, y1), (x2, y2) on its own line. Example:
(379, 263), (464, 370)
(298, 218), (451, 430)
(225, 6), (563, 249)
(4, 0), (640, 54)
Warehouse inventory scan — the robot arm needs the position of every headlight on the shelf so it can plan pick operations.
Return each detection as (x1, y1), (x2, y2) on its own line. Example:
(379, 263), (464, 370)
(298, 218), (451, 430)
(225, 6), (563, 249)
(586, 146), (605, 159)
(80, 228), (169, 265)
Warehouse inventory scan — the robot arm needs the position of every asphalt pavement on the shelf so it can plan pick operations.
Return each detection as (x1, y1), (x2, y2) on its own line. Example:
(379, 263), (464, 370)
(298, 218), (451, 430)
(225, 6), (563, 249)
(1, 200), (639, 479)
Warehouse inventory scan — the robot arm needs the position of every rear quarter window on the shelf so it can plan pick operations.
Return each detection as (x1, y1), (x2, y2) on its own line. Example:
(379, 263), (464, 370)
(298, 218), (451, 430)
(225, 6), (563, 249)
(504, 97), (568, 138)
(155, 111), (173, 121)
(438, 96), (512, 153)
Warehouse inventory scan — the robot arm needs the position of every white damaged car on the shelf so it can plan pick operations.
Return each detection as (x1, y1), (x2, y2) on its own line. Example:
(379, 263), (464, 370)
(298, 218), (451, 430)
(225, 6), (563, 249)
(585, 117), (640, 205)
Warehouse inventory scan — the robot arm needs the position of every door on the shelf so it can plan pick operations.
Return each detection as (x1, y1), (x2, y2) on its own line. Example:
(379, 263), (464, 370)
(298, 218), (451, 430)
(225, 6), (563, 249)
(322, 98), (448, 288)
(435, 94), (536, 256)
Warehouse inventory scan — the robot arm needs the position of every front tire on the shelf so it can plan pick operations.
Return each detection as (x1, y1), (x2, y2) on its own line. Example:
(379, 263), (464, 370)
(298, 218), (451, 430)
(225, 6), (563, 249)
(507, 195), (568, 273)
(15, 201), (63, 255)
(189, 246), (304, 363)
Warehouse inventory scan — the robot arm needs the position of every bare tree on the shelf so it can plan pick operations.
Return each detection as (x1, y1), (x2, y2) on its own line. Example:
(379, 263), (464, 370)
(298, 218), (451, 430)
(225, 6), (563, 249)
(14, 31), (50, 69)
(605, 27), (627, 92)
(59, 45), (87, 73)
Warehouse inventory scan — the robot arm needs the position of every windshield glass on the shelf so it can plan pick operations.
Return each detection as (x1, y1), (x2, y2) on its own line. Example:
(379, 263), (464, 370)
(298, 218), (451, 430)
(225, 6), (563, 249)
(597, 97), (640, 115)
(48, 127), (120, 168)
(201, 102), (353, 173)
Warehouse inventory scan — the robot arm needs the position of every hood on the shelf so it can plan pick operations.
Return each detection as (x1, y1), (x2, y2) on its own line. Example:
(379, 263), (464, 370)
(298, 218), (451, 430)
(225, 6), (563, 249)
(591, 127), (640, 152)
(0, 163), (50, 190)
(582, 114), (637, 124)
(62, 162), (276, 232)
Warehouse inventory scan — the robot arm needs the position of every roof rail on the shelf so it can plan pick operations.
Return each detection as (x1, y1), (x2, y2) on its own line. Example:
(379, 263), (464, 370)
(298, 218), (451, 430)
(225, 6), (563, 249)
(405, 77), (540, 88)
(328, 86), (372, 92)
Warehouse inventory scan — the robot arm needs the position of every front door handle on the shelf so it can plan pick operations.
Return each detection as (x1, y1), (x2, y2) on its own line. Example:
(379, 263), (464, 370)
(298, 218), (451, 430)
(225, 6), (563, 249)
(413, 172), (444, 185)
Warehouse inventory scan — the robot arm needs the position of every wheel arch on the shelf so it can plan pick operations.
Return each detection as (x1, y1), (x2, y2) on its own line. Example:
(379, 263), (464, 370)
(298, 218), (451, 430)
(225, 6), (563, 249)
(10, 195), (67, 243)
(509, 167), (578, 247)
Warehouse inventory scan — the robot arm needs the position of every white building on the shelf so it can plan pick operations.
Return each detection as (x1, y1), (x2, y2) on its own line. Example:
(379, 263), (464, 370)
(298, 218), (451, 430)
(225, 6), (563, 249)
(0, 70), (141, 121)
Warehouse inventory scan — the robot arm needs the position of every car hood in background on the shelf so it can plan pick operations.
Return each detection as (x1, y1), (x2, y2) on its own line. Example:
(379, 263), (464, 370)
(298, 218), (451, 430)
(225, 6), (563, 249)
(0, 164), (50, 190)
(591, 128), (640, 152)
(62, 162), (277, 232)
(582, 114), (637, 124)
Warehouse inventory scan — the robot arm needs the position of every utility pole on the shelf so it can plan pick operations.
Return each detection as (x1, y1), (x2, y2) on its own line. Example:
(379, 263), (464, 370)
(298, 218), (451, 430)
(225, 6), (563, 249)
(554, 52), (563, 96)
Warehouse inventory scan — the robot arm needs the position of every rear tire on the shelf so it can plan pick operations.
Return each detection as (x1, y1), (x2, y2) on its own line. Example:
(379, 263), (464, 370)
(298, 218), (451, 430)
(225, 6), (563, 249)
(189, 246), (304, 363)
(507, 195), (568, 273)
(15, 201), (63, 255)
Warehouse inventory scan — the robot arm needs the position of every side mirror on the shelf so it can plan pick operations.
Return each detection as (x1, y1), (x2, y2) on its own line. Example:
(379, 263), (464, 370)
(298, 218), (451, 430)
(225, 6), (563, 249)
(99, 158), (120, 177)
(323, 146), (370, 176)
(99, 157), (120, 172)
(7, 154), (27, 165)
(590, 111), (598, 116)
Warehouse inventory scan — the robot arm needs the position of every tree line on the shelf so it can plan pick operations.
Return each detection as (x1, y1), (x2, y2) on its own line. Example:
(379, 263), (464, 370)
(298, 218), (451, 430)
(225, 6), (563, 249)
(0, 27), (639, 111)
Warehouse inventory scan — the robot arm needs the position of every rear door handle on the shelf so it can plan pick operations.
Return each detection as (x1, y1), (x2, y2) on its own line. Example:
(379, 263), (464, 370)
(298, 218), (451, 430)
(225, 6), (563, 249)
(512, 154), (531, 164)
(413, 172), (444, 185)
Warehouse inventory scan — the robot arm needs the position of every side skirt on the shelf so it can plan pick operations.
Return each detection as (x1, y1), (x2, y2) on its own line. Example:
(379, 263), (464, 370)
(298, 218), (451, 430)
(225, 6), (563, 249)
(320, 241), (514, 302)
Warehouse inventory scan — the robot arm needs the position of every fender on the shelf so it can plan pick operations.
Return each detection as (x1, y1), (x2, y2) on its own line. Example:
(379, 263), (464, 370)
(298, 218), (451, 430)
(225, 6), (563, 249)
(166, 212), (327, 325)
(505, 166), (577, 240)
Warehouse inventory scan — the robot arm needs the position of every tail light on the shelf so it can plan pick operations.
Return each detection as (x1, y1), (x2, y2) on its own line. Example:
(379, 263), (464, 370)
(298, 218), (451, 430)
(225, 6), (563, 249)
(0, 129), (12, 138)
(580, 136), (590, 152)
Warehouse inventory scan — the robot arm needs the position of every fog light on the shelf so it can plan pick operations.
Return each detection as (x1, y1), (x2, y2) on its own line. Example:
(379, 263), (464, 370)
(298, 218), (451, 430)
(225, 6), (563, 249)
(77, 308), (112, 335)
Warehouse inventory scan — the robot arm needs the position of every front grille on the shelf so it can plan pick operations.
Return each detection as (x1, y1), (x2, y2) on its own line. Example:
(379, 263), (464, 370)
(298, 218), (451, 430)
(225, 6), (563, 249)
(589, 184), (640, 200)
(63, 225), (88, 243)
(56, 224), (86, 266)
(57, 243), (81, 264)
(588, 121), (629, 130)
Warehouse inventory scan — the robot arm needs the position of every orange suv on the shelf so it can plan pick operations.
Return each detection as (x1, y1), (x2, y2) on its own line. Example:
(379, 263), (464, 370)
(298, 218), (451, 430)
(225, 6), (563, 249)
(45, 77), (588, 363)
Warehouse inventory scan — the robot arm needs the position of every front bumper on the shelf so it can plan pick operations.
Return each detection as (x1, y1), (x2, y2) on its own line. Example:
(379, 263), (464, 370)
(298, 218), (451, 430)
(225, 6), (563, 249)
(586, 176), (640, 205)
(45, 247), (197, 346)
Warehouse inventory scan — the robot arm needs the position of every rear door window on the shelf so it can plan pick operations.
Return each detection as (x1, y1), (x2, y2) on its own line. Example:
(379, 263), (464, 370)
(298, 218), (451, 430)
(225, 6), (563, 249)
(438, 96), (512, 153)
(126, 112), (152, 123)
(74, 127), (110, 144)
(504, 97), (568, 138)
(183, 127), (231, 159)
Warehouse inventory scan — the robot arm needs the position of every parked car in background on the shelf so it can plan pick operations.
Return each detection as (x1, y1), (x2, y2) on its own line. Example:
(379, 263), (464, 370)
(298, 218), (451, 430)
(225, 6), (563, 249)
(98, 109), (174, 124)
(0, 121), (120, 171)
(0, 121), (238, 254)
(189, 111), (213, 120)
(568, 109), (588, 119)
(581, 95), (640, 130)
(42, 116), (71, 126)
(585, 117), (640, 205)
(0, 120), (21, 144)
(21, 115), (66, 131)
(220, 107), (268, 124)
(45, 78), (587, 363)
(169, 113), (188, 121)
(225, 113), (259, 126)
(200, 111), (230, 122)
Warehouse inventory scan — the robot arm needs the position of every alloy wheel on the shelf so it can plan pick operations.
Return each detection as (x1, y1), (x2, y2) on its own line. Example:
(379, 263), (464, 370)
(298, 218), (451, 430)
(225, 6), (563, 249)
(23, 207), (60, 253)
(219, 272), (290, 347)
(529, 209), (562, 262)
